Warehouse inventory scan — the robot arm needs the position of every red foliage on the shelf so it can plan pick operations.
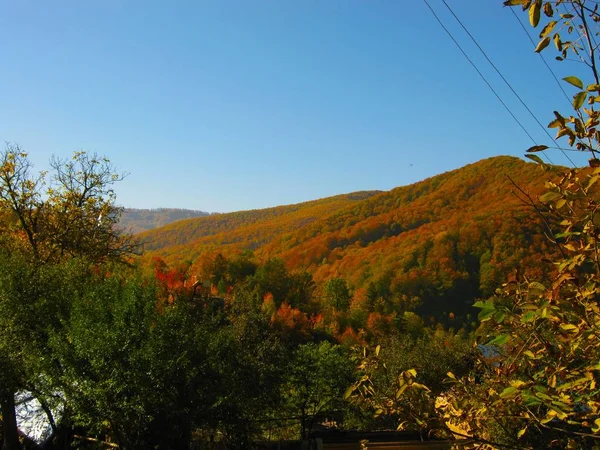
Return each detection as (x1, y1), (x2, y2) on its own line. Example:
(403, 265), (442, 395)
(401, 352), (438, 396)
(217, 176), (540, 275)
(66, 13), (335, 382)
(336, 326), (365, 347)
(271, 302), (311, 342)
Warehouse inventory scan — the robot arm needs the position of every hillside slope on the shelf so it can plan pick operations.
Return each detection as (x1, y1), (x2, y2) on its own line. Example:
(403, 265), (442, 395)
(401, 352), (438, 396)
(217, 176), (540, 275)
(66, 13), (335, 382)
(142, 156), (562, 319)
(120, 208), (210, 234)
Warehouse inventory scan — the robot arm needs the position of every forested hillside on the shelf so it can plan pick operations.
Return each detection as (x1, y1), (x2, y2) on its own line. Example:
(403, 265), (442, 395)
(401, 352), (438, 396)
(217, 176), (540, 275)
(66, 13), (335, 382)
(119, 208), (210, 234)
(141, 156), (562, 323)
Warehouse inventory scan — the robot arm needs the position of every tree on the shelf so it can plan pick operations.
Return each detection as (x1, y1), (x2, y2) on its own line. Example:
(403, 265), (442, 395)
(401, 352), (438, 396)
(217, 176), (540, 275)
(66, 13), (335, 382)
(324, 277), (351, 312)
(0, 146), (139, 264)
(282, 342), (354, 439)
(0, 146), (139, 449)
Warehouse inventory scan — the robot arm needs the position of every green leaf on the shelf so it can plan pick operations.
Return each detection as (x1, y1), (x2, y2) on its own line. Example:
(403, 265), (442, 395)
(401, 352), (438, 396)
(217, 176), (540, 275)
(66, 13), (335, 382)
(528, 281), (546, 295)
(540, 191), (562, 202)
(517, 427), (527, 439)
(500, 386), (519, 398)
(559, 323), (579, 333)
(521, 311), (538, 323)
(488, 334), (509, 345)
(529, 0), (541, 27)
(473, 300), (493, 309)
(526, 154), (545, 165)
(344, 386), (355, 399)
(563, 76), (584, 89)
(573, 91), (587, 109)
(493, 311), (506, 323)
(478, 308), (495, 321)
(535, 36), (550, 52)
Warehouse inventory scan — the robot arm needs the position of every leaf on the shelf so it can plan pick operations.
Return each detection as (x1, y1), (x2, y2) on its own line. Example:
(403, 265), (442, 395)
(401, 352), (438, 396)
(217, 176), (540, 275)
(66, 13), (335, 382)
(554, 33), (563, 51)
(474, 300), (494, 309)
(526, 154), (545, 165)
(344, 386), (355, 399)
(573, 91), (587, 109)
(517, 427), (527, 439)
(539, 191), (562, 202)
(540, 21), (556, 38)
(563, 76), (584, 89)
(500, 386), (519, 398)
(521, 311), (538, 323)
(488, 334), (509, 345)
(375, 345), (380, 356)
(494, 311), (506, 323)
(478, 307), (496, 321)
(552, 110), (566, 125)
(535, 36), (550, 52)
(547, 118), (563, 128)
(411, 382), (430, 392)
(527, 144), (549, 152)
(528, 281), (546, 295)
(529, 0), (541, 27)
(559, 323), (579, 333)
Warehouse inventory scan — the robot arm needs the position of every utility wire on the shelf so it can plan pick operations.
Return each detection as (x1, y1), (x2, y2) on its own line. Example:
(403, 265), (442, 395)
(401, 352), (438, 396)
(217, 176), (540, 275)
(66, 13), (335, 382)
(509, 7), (571, 105)
(440, 0), (575, 167)
(422, 0), (546, 162)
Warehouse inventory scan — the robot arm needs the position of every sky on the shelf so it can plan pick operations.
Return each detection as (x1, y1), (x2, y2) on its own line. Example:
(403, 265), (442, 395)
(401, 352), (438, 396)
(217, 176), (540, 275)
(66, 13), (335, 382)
(0, 0), (591, 213)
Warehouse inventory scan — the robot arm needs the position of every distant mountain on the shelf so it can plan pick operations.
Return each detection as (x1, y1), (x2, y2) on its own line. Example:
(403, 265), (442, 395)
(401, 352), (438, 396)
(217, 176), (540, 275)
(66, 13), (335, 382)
(140, 156), (564, 321)
(120, 208), (210, 234)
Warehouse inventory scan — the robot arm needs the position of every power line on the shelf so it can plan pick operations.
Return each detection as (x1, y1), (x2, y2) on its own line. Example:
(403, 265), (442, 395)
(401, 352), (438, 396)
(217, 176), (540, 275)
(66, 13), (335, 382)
(423, 0), (537, 148)
(422, 0), (547, 162)
(508, 6), (572, 106)
(440, 0), (575, 167)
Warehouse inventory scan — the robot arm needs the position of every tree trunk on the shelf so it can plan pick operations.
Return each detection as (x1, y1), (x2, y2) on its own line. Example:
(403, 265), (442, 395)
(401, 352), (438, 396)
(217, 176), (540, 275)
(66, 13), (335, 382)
(1, 392), (20, 450)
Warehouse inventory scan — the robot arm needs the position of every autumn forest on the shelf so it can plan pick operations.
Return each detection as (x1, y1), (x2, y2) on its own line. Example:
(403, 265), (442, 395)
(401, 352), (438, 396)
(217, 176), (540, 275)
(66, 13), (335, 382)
(3, 1), (600, 449)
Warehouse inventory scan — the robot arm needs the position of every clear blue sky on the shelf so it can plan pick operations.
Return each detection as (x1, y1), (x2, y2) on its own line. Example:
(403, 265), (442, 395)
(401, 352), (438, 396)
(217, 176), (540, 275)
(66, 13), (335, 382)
(0, 0), (589, 212)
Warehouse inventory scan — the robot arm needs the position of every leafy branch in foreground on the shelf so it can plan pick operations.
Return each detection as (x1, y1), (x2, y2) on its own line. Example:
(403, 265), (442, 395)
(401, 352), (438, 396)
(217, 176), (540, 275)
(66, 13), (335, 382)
(347, 1), (600, 448)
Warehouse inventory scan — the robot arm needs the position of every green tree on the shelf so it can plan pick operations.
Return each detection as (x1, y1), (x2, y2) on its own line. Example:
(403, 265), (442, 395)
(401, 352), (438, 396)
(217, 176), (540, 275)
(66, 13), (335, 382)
(324, 277), (352, 312)
(48, 270), (220, 449)
(282, 341), (354, 439)
(0, 146), (139, 449)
